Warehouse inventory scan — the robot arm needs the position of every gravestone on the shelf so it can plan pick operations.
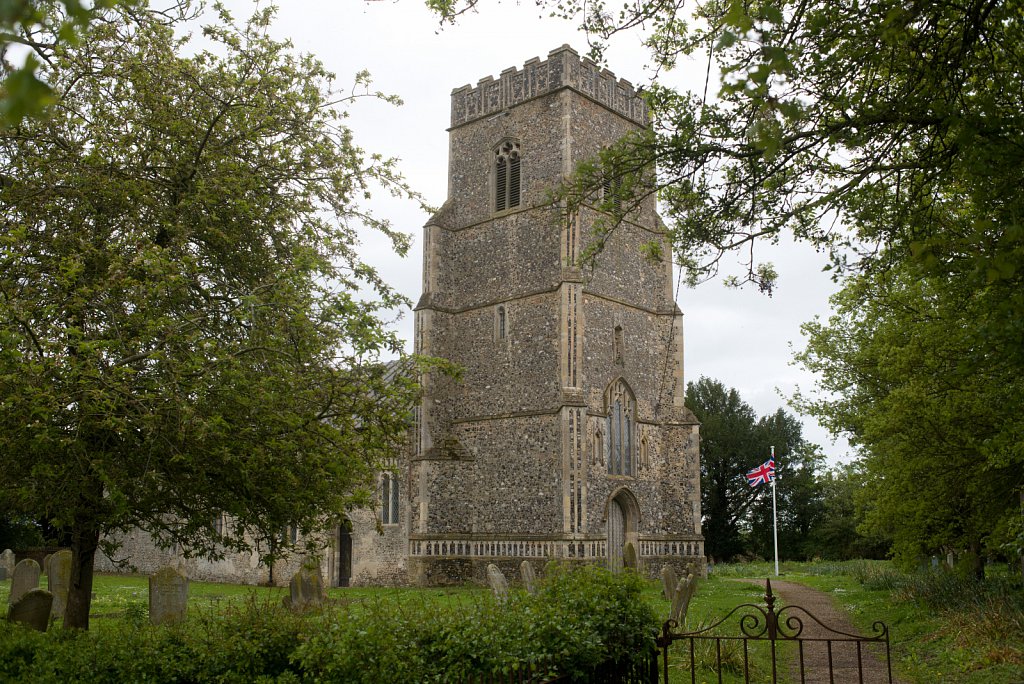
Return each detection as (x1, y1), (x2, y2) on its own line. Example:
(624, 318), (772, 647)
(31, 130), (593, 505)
(0, 549), (15, 576)
(486, 563), (508, 601)
(285, 565), (325, 612)
(622, 542), (638, 570)
(519, 561), (536, 595)
(8, 559), (41, 606)
(669, 573), (698, 627)
(42, 554), (53, 577)
(47, 550), (73, 619)
(661, 565), (678, 602)
(6, 589), (53, 632)
(0, 567), (7, 581)
(149, 566), (188, 625)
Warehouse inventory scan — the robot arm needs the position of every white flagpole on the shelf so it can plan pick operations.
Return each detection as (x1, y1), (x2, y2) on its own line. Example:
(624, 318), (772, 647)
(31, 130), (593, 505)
(771, 445), (780, 576)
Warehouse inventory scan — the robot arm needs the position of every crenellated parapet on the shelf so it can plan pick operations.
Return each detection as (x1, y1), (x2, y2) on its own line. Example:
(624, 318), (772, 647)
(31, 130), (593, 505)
(450, 44), (648, 128)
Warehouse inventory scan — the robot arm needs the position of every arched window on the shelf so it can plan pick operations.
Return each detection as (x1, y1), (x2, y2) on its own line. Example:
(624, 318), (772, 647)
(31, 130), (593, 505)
(639, 437), (649, 471)
(495, 140), (521, 212)
(605, 379), (636, 476)
(382, 473), (400, 525)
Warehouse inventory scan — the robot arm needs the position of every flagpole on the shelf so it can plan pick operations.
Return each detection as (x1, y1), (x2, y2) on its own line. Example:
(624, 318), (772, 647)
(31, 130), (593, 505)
(771, 445), (779, 577)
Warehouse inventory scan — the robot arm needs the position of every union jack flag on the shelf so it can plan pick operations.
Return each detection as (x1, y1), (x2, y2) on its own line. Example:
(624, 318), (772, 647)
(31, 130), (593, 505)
(745, 458), (775, 487)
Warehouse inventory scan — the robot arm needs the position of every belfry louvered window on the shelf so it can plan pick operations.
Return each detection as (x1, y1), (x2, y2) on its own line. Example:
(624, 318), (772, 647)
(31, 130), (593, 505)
(495, 141), (521, 212)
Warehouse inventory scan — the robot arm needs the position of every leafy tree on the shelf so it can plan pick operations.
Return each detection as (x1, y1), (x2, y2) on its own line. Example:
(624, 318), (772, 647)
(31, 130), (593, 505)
(0, 3), (421, 629)
(687, 376), (761, 561)
(745, 409), (825, 562)
(686, 377), (824, 562)
(795, 260), (1023, 576)
(0, 1), (157, 126)
(806, 464), (890, 561)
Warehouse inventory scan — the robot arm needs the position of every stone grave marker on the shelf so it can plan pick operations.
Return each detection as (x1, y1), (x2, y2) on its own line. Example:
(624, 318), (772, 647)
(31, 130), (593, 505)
(622, 541), (638, 570)
(0, 567), (7, 581)
(519, 561), (536, 595)
(47, 550), (73, 619)
(6, 589), (53, 632)
(486, 563), (508, 601)
(669, 573), (698, 626)
(285, 565), (326, 612)
(661, 565), (678, 602)
(8, 559), (41, 607)
(0, 549), (15, 577)
(149, 566), (188, 625)
(42, 554), (53, 577)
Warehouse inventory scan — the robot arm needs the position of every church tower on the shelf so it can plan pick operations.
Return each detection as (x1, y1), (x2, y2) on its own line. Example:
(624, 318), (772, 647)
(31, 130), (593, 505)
(410, 45), (704, 583)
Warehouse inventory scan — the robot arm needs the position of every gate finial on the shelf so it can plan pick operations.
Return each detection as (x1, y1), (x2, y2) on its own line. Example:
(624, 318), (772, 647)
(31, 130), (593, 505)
(765, 578), (777, 639)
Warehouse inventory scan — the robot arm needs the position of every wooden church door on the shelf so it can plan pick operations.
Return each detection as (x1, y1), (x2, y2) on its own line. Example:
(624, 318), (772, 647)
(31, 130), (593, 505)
(607, 499), (625, 571)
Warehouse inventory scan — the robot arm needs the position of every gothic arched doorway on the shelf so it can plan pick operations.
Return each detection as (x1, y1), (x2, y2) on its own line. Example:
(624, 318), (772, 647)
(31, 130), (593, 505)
(335, 520), (352, 587)
(606, 488), (640, 572)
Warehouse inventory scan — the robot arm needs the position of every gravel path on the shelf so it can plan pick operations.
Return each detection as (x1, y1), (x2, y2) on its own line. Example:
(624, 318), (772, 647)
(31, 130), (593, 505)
(734, 578), (903, 684)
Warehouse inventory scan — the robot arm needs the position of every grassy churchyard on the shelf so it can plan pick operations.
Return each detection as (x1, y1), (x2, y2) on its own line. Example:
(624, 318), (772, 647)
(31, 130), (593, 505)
(1, 560), (1022, 683)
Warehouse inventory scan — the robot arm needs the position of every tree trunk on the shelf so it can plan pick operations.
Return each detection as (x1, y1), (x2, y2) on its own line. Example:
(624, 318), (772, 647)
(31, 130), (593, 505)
(64, 525), (100, 630)
(967, 539), (985, 581)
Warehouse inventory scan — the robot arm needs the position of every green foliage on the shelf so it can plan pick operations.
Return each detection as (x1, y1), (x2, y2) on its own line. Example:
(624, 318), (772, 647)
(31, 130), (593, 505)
(795, 260), (1024, 573)
(0, 1), (144, 126)
(686, 377), (831, 562)
(0, 3), (425, 628)
(0, 567), (659, 683)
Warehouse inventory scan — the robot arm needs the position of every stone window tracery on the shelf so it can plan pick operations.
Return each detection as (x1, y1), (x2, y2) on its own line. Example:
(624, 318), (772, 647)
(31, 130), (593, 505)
(605, 378), (636, 476)
(382, 473), (400, 525)
(495, 140), (521, 212)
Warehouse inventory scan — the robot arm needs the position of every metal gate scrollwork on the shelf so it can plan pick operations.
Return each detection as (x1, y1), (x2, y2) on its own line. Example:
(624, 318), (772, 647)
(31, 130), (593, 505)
(655, 579), (893, 683)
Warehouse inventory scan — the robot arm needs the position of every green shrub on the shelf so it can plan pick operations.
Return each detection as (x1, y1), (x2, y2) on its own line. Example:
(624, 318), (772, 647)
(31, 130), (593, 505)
(0, 566), (659, 683)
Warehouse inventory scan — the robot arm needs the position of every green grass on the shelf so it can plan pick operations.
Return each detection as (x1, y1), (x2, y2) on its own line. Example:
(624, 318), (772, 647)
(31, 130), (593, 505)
(707, 560), (1024, 684)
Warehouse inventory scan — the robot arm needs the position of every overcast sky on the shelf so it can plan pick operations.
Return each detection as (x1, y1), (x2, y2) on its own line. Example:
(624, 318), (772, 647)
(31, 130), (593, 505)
(215, 0), (853, 464)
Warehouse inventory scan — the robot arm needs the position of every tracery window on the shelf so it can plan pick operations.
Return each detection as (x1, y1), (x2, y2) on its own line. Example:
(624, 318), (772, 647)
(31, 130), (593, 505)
(495, 140), (521, 212)
(605, 378), (636, 476)
(382, 473), (400, 525)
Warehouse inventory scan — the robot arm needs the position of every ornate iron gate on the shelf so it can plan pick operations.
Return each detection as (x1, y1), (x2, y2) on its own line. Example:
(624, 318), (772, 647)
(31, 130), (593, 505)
(655, 579), (893, 683)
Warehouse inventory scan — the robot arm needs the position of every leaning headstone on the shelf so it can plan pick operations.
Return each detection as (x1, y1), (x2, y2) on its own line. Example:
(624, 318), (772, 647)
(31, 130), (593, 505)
(6, 589), (53, 632)
(285, 565), (326, 612)
(47, 550), (73, 619)
(670, 573), (698, 626)
(486, 563), (508, 601)
(519, 561), (537, 595)
(661, 565), (678, 602)
(0, 549), (15, 577)
(8, 559), (41, 606)
(42, 554), (53, 577)
(149, 566), (188, 625)
(622, 542), (638, 570)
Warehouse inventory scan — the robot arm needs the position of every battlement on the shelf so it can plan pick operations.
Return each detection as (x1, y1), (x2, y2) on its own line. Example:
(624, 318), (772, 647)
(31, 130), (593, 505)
(450, 44), (648, 128)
